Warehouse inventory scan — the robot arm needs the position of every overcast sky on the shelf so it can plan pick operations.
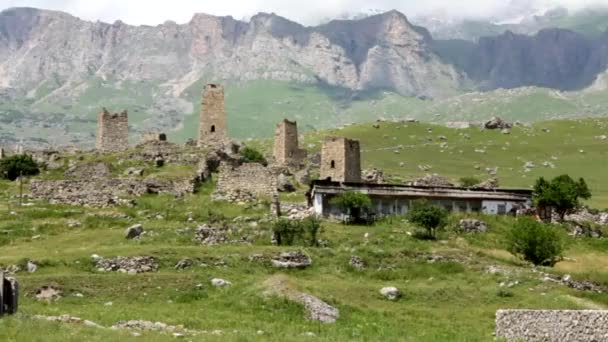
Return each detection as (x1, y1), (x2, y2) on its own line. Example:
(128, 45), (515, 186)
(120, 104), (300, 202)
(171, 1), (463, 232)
(1, 0), (607, 25)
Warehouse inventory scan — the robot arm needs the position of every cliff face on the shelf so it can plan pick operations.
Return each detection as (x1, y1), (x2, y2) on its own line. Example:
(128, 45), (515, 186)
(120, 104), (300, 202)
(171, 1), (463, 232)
(0, 8), (463, 98)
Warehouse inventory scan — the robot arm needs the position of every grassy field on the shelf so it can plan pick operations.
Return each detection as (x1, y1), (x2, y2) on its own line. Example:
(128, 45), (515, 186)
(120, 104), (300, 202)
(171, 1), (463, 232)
(1, 174), (608, 341)
(291, 118), (608, 209)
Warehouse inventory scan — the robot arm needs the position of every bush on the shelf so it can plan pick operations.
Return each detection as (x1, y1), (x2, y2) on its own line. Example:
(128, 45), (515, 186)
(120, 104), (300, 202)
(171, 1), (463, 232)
(272, 217), (323, 246)
(0, 154), (40, 181)
(330, 191), (372, 224)
(533, 175), (592, 221)
(240, 147), (267, 166)
(459, 177), (481, 188)
(406, 200), (448, 240)
(507, 218), (564, 266)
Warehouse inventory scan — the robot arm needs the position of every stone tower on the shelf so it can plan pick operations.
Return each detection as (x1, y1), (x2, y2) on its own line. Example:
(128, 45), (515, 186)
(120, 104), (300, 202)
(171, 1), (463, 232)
(198, 84), (226, 146)
(96, 108), (129, 152)
(273, 119), (306, 166)
(320, 136), (361, 183)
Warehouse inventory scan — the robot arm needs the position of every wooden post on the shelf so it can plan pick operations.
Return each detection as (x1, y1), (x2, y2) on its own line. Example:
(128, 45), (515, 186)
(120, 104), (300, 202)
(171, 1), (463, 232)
(19, 171), (23, 207)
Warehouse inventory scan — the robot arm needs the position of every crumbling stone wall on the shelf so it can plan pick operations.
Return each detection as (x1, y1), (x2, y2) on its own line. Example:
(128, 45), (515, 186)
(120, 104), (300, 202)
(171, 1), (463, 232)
(198, 84), (226, 146)
(320, 136), (361, 183)
(495, 310), (608, 342)
(273, 119), (307, 166)
(96, 108), (129, 152)
(213, 162), (278, 202)
(29, 177), (198, 207)
(140, 133), (167, 144)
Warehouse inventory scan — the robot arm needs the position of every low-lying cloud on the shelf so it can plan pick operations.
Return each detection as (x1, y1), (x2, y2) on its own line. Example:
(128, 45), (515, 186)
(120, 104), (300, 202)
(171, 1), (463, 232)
(1, 0), (608, 25)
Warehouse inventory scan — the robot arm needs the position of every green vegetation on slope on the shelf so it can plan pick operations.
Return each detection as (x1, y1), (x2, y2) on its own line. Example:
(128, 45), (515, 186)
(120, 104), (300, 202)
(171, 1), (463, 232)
(1, 179), (608, 341)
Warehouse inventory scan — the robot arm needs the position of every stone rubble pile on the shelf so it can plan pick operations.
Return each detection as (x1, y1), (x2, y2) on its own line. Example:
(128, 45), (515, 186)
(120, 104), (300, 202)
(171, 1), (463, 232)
(349, 256), (366, 270)
(271, 251), (312, 269)
(458, 219), (488, 233)
(194, 225), (229, 245)
(35, 285), (63, 301)
(408, 174), (454, 187)
(33, 315), (103, 329)
(111, 320), (200, 336)
(363, 168), (385, 184)
(96, 256), (158, 274)
(540, 272), (605, 293)
(484, 117), (513, 130)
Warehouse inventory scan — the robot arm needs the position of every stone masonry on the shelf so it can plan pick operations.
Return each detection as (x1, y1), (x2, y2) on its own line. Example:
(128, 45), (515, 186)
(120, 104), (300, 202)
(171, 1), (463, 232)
(320, 136), (361, 183)
(96, 108), (129, 152)
(213, 162), (278, 202)
(198, 84), (226, 146)
(273, 119), (307, 166)
(140, 133), (167, 144)
(495, 310), (608, 342)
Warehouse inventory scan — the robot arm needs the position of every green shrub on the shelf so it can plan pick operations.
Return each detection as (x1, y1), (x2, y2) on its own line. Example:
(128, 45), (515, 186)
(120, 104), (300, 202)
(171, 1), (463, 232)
(240, 147), (267, 166)
(0, 154), (40, 181)
(507, 218), (564, 266)
(406, 200), (448, 240)
(330, 191), (372, 224)
(272, 217), (323, 246)
(533, 175), (592, 221)
(459, 177), (481, 188)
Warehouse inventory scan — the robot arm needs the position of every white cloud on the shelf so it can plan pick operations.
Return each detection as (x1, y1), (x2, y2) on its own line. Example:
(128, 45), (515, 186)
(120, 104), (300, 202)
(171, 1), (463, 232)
(1, 0), (608, 25)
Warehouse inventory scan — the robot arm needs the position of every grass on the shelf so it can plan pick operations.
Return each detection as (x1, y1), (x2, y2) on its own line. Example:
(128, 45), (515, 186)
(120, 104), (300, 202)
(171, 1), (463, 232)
(1, 174), (608, 341)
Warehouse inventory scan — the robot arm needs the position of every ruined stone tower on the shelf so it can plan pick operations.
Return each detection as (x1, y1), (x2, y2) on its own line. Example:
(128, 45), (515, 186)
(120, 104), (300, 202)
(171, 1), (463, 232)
(320, 136), (361, 183)
(96, 108), (129, 152)
(273, 119), (306, 166)
(198, 84), (226, 146)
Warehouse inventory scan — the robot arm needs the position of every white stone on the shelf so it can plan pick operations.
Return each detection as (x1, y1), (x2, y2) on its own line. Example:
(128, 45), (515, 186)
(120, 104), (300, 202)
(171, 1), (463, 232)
(211, 278), (232, 287)
(380, 287), (401, 301)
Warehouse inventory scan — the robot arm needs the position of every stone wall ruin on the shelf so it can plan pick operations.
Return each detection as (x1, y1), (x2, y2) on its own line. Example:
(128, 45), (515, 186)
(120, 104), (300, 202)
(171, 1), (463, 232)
(140, 132), (167, 144)
(320, 136), (361, 183)
(96, 108), (129, 152)
(198, 84), (226, 146)
(213, 162), (278, 202)
(273, 119), (307, 166)
(495, 310), (608, 342)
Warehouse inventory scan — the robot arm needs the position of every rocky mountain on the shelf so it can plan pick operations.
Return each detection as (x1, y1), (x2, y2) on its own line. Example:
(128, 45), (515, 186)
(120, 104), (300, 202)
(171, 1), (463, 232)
(0, 8), (461, 98)
(1, 7), (608, 148)
(434, 29), (608, 91)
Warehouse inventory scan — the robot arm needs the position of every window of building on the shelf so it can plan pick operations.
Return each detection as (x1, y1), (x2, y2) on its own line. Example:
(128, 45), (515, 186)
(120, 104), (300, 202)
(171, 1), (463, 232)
(498, 204), (507, 215)
(330, 160), (335, 169)
(210, 125), (216, 133)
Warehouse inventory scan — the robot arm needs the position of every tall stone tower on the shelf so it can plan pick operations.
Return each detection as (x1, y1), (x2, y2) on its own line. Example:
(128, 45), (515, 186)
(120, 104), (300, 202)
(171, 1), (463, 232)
(273, 119), (306, 166)
(96, 108), (129, 152)
(198, 84), (226, 146)
(320, 136), (361, 183)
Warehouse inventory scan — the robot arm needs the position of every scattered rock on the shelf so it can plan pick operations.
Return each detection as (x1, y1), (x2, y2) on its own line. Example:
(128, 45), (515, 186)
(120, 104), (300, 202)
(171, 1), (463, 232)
(296, 293), (340, 323)
(380, 287), (401, 301)
(408, 174), (454, 187)
(27, 260), (38, 273)
(194, 225), (228, 245)
(271, 251), (312, 269)
(124, 167), (144, 177)
(96, 256), (158, 274)
(175, 258), (194, 270)
(484, 117), (512, 130)
(458, 219), (488, 233)
(124, 224), (144, 239)
(35, 285), (63, 301)
(349, 256), (366, 270)
(210, 278), (232, 288)
(277, 174), (296, 193)
(33, 315), (103, 329)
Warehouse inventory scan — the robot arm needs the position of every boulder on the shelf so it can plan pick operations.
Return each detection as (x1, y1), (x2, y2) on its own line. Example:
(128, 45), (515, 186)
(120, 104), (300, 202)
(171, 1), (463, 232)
(27, 261), (38, 273)
(380, 287), (401, 301)
(459, 219), (488, 233)
(124, 168), (144, 177)
(271, 251), (312, 269)
(277, 174), (296, 193)
(484, 117), (512, 130)
(125, 224), (144, 239)
(35, 285), (63, 302)
(175, 258), (193, 270)
(211, 278), (232, 288)
(349, 256), (366, 270)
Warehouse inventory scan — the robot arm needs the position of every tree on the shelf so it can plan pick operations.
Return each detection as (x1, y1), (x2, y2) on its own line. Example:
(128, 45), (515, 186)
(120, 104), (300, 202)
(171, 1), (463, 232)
(406, 200), (448, 240)
(0, 154), (40, 181)
(533, 175), (591, 221)
(240, 147), (267, 166)
(459, 177), (481, 188)
(507, 218), (564, 266)
(330, 191), (372, 224)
